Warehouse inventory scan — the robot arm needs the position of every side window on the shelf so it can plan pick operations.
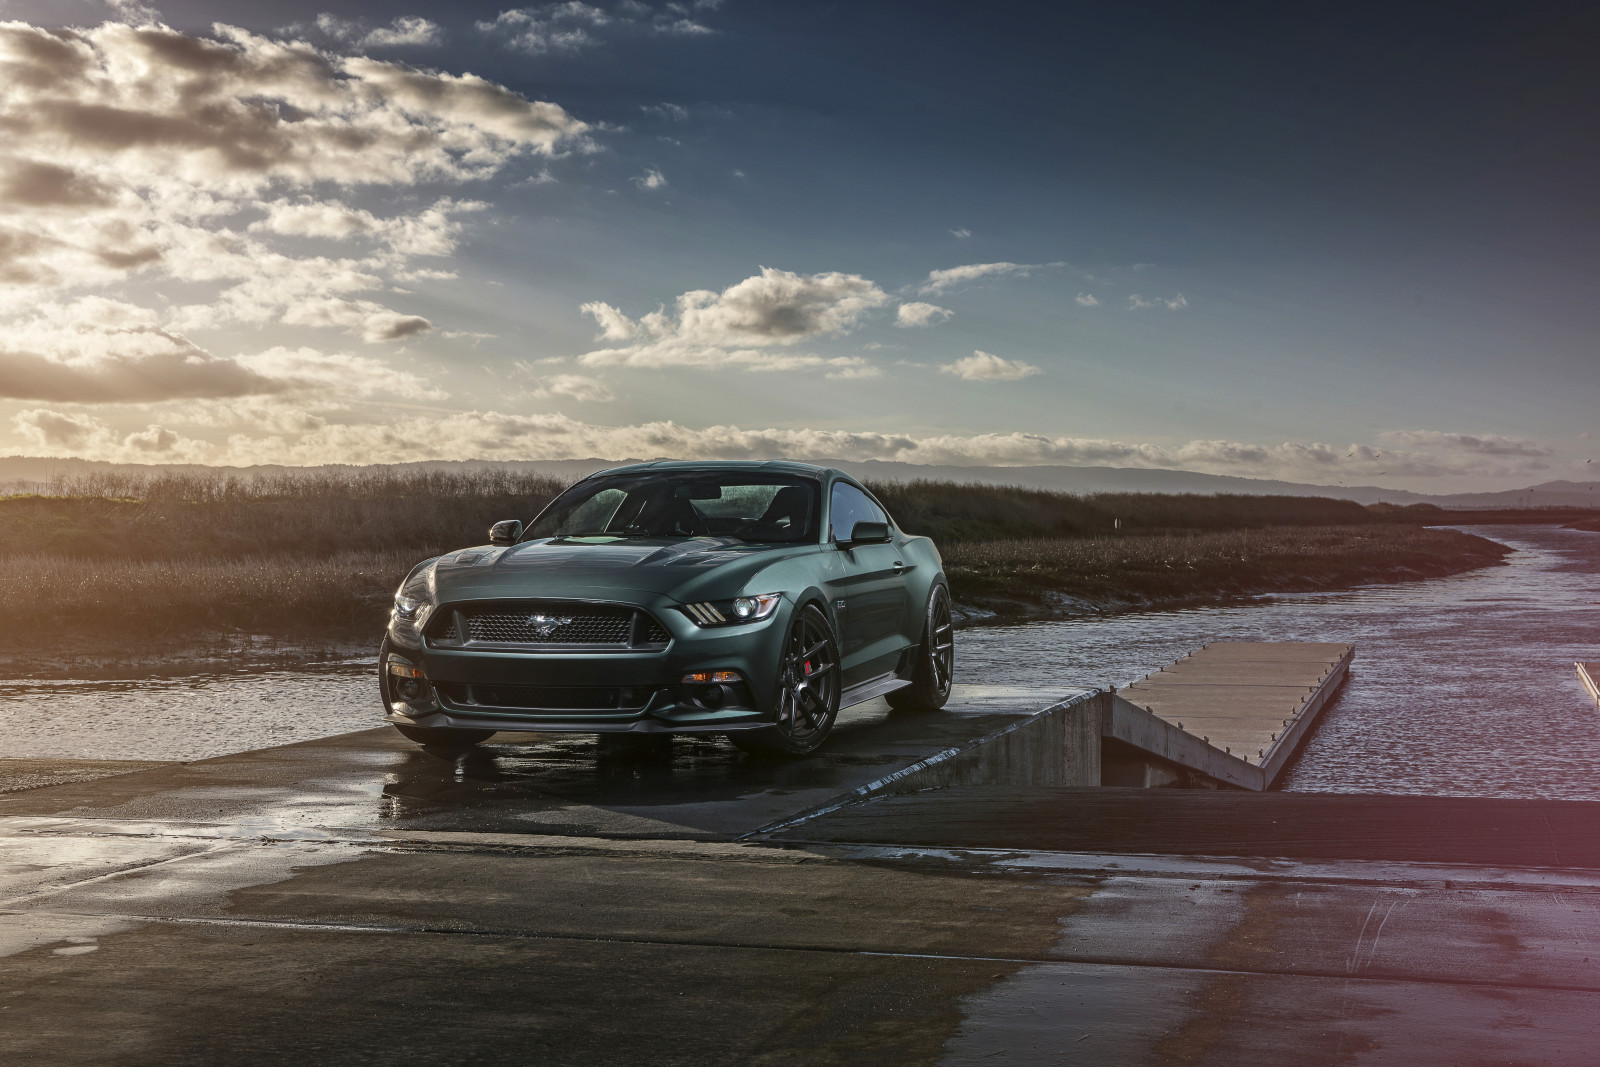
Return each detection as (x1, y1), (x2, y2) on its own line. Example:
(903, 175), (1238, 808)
(829, 482), (888, 541)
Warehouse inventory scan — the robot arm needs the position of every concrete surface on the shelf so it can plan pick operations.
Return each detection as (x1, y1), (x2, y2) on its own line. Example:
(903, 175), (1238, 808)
(0, 758), (171, 795)
(5, 683), (1600, 1064)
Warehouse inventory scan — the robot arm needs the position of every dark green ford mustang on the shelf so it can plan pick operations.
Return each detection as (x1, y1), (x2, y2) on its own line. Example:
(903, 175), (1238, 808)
(380, 461), (953, 755)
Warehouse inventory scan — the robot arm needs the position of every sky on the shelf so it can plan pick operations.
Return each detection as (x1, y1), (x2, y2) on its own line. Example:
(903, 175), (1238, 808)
(0, 0), (1597, 490)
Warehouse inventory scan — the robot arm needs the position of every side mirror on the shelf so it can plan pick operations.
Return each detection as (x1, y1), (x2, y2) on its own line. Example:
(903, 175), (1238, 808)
(488, 519), (523, 545)
(847, 520), (891, 546)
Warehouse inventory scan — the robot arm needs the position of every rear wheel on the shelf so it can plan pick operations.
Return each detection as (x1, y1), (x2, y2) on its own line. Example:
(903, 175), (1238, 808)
(730, 604), (841, 757)
(887, 584), (954, 711)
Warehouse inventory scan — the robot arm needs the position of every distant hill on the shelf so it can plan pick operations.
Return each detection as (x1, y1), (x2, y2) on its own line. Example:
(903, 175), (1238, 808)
(1, 453), (1595, 510)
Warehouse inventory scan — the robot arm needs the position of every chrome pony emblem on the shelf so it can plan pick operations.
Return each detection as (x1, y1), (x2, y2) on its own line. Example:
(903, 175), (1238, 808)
(524, 613), (573, 638)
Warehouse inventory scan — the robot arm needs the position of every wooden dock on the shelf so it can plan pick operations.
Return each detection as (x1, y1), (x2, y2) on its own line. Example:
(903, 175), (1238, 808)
(1114, 641), (1354, 789)
(1578, 662), (1600, 708)
(796, 641), (1356, 798)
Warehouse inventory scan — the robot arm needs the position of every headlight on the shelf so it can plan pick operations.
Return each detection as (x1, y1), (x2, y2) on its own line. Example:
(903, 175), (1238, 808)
(680, 593), (782, 627)
(390, 566), (437, 635)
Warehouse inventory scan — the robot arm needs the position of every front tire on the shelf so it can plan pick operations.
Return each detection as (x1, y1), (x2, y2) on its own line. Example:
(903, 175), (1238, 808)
(730, 604), (841, 757)
(393, 723), (496, 750)
(379, 637), (495, 751)
(887, 584), (954, 711)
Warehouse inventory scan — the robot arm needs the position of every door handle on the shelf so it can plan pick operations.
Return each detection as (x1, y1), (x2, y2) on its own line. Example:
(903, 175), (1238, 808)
(892, 560), (906, 575)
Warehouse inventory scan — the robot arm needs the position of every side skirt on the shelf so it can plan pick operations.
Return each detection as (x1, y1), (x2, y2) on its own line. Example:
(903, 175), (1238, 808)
(839, 673), (912, 710)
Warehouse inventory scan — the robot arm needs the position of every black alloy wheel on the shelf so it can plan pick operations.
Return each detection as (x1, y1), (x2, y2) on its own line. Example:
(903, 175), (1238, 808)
(730, 604), (841, 757)
(887, 584), (954, 711)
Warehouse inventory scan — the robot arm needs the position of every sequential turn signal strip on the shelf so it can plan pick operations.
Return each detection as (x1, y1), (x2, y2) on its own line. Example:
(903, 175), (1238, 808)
(683, 602), (727, 625)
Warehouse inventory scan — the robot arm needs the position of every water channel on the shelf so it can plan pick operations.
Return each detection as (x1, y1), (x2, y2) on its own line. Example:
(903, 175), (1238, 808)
(5, 524), (1600, 799)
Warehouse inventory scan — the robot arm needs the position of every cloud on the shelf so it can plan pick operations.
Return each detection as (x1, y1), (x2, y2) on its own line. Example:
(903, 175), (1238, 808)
(0, 22), (588, 195)
(2, 400), (1559, 484)
(641, 102), (689, 121)
(314, 14), (443, 49)
(0, 19), (588, 331)
(12, 408), (208, 461)
(1074, 292), (1100, 307)
(948, 228), (971, 238)
(0, 294), (442, 404)
(1378, 430), (1553, 458)
(632, 167), (668, 190)
(479, 1), (718, 54)
(0, 300), (287, 402)
(527, 373), (614, 402)
(919, 261), (1064, 294)
(939, 350), (1041, 382)
(578, 267), (890, 374)
(1127, 293), (1189, 310)
(895, 302), (954, 328)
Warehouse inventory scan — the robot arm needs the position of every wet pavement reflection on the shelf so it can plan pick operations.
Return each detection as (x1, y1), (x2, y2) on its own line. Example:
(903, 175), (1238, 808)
(0, 686), (1068, 839)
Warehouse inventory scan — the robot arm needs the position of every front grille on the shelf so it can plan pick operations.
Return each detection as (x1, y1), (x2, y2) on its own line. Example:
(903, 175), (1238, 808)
(425, 601), (670, 649)
(438, 682), (656, 712)
(469, 609), (631, 645)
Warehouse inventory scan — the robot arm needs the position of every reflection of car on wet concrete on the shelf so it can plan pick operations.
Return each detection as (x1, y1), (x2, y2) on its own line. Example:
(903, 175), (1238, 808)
(380, 461), (954, 756)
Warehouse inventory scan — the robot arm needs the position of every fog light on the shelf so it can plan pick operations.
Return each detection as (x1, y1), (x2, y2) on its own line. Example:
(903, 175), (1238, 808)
(682, 670), (743, 684)
(699, 685), (726, 708)
(387, 660), (428, 703)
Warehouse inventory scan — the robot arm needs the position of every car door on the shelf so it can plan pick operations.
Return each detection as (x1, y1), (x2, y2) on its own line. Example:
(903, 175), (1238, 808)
(825, 481), (912, 686)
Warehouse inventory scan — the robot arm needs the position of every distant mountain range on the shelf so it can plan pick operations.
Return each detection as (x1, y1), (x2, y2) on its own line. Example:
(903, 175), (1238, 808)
(1, 454), (1596, 510)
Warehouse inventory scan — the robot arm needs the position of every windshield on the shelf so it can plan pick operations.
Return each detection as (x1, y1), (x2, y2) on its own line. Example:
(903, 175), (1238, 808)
(528, 472), (820, 543)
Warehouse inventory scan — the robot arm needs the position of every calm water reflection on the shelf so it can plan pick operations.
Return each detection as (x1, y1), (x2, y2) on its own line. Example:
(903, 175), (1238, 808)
(960, 525), (1600, 798)
(6, 525), (1600, 797)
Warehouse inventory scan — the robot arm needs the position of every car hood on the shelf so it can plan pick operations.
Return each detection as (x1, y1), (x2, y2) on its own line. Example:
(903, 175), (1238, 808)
(425, 536), (821, 605)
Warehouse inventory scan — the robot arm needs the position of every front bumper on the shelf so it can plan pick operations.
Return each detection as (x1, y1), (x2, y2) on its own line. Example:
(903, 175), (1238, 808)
(383, 596), (790, 734)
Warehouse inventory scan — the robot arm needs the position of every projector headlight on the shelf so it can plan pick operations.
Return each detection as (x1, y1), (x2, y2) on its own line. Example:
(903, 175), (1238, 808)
(680, 593), (782, 627)
(389, 566), (437, 638)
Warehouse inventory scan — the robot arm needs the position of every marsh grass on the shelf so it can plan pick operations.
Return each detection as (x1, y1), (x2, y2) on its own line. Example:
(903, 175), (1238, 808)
(0, 470), (1511, 654)
(943, 525), (1509, 609)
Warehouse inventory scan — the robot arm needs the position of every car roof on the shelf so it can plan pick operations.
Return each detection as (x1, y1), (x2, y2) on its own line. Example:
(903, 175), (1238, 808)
(587, 459), (841, 480)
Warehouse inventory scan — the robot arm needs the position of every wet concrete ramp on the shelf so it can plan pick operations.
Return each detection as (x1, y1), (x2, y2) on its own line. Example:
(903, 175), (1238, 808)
(764, 786), (1600, 868)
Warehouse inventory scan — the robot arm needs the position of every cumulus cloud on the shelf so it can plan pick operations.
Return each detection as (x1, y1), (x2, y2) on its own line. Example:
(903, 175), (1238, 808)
(895, 302), (954, 328)
(314, 14), (443, 48)
(0, 293), (442, 405)
(578, 267), (890, 375)
(479, 1), (717, 54)
(12, 408), (209, 461)
(1127, 293), (1189, 310)
(919, 261), (1064, 294)
(0, 17), (589, 407)
(1074, 292), (1100, 307)
(939, 350), (1041, 382)
(632, 167), (668, 190)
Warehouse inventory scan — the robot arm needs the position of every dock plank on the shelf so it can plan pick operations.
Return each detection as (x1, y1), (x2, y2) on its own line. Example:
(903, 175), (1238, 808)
(1117, 641), (1352, 786)
(1578, 662), (1600, 707)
